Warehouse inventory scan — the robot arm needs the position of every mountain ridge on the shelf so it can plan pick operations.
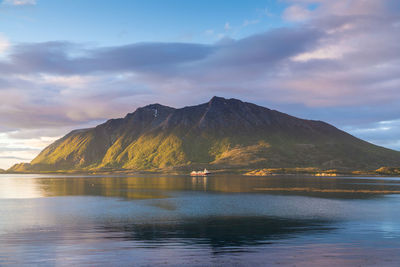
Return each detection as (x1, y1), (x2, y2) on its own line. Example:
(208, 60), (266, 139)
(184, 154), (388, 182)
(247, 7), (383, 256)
(8, 96), (400, 172)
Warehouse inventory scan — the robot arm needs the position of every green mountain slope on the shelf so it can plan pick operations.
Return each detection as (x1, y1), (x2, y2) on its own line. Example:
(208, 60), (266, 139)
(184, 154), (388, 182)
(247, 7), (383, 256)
(9, 96), (400, 172)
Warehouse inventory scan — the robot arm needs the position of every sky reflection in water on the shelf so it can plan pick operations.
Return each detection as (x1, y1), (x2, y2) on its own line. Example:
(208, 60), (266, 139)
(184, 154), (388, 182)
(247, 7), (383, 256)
(0, 174), (400, 266)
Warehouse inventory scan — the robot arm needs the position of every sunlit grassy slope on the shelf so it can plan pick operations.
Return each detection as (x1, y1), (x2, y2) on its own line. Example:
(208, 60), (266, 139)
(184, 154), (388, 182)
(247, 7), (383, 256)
(9, 97), (400, 172)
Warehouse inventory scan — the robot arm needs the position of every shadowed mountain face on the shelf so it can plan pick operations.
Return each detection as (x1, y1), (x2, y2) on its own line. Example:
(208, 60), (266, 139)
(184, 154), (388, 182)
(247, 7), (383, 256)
(10, 96), (400, 172)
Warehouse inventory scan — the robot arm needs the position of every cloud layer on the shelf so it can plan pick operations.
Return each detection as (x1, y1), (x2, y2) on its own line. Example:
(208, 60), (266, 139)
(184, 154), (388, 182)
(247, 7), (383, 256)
(2, 0), (36, 6)
(0, 0), (400, 168)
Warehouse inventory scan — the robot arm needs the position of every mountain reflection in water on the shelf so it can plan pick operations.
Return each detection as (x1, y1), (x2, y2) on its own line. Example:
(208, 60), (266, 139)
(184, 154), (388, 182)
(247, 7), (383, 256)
(100, 216), (335, 248)
(1, 174), (400, 266)
(27, 174), (400, 199)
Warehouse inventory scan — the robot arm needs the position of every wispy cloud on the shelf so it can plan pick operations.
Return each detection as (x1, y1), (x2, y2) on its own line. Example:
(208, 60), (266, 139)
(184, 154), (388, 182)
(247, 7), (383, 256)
(204, 29), (214, 35)
(0, 131), (59, 168)
(242, 19), (260, 27)
(224, 22), (231, 31)
(283, 4), (312, 21)
(0, 33), (10, 55)
(0, 156), (31, 160)
(343, 119), (400, 150)
(3, 0), (36, 6)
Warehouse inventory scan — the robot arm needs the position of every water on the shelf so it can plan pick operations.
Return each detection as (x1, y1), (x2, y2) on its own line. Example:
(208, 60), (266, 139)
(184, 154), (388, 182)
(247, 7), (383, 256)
(1, 174), (400, 266)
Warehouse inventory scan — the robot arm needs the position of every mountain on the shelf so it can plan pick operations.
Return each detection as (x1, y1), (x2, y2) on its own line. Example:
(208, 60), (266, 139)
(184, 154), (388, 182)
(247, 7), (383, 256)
(9, 96), (400, 172)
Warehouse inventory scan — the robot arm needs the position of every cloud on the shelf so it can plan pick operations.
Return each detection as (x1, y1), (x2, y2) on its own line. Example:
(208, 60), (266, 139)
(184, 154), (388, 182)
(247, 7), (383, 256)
(0, 5), (398, 121)
(0, 33), (10, 55)
(0, 41), (214, 75)
(343, 119), (400, 150)
(3, 0), (36, 5)
(263, 7), (274, 17)
(283, 5), (313, 21)
(243, 19), (260, 27)
(0, 27), (321, 76)
(0, 146), (40, 152)
(0, 131), (58, 168)
(0, 156), (31, 160)
(224, 22), (231, 31)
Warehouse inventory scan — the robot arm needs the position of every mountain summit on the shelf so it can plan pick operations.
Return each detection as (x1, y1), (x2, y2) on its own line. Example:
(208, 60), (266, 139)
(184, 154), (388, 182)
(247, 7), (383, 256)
(10, 97), (400, 172)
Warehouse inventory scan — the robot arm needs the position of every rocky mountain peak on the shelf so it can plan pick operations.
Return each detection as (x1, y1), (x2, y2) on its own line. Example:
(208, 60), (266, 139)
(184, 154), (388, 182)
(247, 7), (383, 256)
(11, 97), (400, 172)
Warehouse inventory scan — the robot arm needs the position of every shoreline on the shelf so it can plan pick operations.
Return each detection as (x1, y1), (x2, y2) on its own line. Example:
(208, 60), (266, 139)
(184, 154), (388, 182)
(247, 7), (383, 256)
(2, 168), (400, 177)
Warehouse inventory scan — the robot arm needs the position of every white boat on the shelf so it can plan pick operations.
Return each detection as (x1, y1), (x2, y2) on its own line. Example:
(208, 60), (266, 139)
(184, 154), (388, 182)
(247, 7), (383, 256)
(190, 168), (211, 176)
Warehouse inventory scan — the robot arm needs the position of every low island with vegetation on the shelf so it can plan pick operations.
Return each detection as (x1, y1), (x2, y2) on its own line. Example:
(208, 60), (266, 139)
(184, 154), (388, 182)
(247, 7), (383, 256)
(244, 167), (400, 177)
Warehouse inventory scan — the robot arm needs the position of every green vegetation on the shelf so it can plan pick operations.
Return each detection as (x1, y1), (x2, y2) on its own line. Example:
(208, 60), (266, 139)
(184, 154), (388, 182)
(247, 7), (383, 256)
(245, 167), (400, 176)
(372, 167), (400, 175)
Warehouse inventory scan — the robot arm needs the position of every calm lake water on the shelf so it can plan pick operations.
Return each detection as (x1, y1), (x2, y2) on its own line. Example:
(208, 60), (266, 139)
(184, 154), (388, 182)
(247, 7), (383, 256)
(1, 174), (400, 266)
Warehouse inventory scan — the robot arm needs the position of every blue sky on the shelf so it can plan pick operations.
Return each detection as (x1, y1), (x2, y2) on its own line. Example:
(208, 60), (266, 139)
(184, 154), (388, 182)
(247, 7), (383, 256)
(0, 0), (400, 169)
(1, 0), (289, 45)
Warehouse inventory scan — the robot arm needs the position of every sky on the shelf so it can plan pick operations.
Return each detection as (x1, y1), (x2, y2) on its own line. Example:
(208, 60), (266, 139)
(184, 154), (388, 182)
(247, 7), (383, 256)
(0, 0), (400, 169)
